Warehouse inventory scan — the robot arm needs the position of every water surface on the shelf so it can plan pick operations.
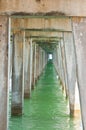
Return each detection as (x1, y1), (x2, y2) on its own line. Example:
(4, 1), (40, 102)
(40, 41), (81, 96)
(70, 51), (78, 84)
(9, 61), (82, 130)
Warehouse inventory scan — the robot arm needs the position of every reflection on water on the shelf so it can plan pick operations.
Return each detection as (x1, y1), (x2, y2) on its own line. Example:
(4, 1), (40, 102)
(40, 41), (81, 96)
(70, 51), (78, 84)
(9, 62), (82, 130)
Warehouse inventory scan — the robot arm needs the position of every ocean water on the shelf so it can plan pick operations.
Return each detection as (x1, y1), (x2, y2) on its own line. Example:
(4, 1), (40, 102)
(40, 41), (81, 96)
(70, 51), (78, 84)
(9, 61), (82, 130)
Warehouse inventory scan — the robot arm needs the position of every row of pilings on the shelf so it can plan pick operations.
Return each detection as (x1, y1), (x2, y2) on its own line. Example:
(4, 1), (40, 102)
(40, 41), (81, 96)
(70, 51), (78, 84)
(0, 15), (48, 130)
(0, 15), (86, 130)
(53, 17), (86, 130)
(10, 33), (48, 116)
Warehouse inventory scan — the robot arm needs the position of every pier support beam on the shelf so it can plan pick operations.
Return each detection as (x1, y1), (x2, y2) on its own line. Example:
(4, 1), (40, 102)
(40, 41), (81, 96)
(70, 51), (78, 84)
(72, 17), (86, 130)
(11, 31), (23, 116)
(36, 45), (40, 80)
(53, 46), (58, 72)
(33, 43), (37, 87)
(0, 15), (8, 130)
(24, 38), (30, 98)
(58, 43), (64, 87)
(38, 47), (41, 76)
(60, 39), (69, 98)
(63, 32), (76, 116)
(39, 47), (43, 75)
(42, 50), (46, 70)
(31, 43), (35, 89)
(42, 50), (44, 72)
(59, 40), (66, 91)
(29, 39), (33, 95)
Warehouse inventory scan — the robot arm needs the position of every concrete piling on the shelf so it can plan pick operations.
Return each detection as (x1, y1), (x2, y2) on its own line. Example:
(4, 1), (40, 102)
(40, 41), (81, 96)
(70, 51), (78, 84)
(0, 15), (8, 130)
(72, 17), (86, 129)
(11, 31), (23, 116)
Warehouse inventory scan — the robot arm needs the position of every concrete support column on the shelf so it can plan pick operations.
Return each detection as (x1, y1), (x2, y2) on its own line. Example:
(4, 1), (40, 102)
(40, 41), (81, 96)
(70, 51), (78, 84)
(33, 43), (37, 86)
(38, 47), (45, 77)
(57, 46), (60, 73)
(44, 51), (46, 67)
(38, 47), (40, 76)
(24, 37), (30, 98)
(59, 41), (66, 91)
(53, 46), (58, 72)
(42, 50), (44, 70)
(11, 31), (23, 116)
(60, 39), (69, 97)
(44, 52), (46, 66)
(36, 44), (39, 81)
(43, 50), (46, 69)
(40, 48), (43, 75)
(38, 46), (40, 78)
(57, 43), (64, 84)
(63, 32), (76, 116)
(0, 15), (8, 130)
(38, 47), (41, 76)
(53, 43), (68, 95)
(72, 17), (86, 129)
(54, 48), (57, 70)
(31, 43), (35, 90)
(29, 39), (33, 94)
(41, 49), (43, 72)
(45, 53), (48, 65)
(57, 45), (61, 77)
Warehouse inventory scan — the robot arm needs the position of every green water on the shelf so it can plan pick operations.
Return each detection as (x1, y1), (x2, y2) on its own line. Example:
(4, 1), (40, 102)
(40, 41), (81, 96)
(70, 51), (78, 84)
(9, 61), (82, 130)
